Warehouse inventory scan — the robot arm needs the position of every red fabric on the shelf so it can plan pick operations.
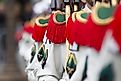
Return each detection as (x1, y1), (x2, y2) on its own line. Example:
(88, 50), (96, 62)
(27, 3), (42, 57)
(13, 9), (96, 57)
(65, 15), (75, 44)
(46, 13), (66, 44)
(70, 20), (78, 45)
(32, 23), (47, 42)
(113, 5), (121, 22)
(86, 15), (111, 51)
(74, 18), (90, 46)
(66, 14), (90, 46)
(67, 13), (112, 51)
(111, 5), (121, 53)
(46, 14), (54, 41)
(23, 22), (34, 34)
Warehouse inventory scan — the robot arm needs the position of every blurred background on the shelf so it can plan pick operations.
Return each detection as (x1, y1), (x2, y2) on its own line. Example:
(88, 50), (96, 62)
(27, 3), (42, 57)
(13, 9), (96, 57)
(0, 0), (46, 81)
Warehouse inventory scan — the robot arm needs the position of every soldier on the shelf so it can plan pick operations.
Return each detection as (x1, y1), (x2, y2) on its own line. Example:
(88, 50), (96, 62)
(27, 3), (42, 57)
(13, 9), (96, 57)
(60, 0), (90, 81)
(25, 14), (50, 81)
(24, 1), (52, 81)
(61, 0), (117, 81)
(18, 20), (35, 63)
(82, 0), (119, 81)
(26, 0), (67, 81)
(17, 19), (37, 81)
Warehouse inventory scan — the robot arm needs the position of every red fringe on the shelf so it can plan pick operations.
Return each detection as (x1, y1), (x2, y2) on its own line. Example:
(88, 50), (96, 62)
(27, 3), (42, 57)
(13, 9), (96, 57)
(23, 22), (34, 34)
(66, 14), (112, 52)
(46, 14), (54, 41)
(65, 15), (75, 44)
(74, 19), (89, 46)
(32, 23), (47, 42)
(112, 5), (121, 53)
(86, 16), (111, 51)
(46, 13), (66, 44)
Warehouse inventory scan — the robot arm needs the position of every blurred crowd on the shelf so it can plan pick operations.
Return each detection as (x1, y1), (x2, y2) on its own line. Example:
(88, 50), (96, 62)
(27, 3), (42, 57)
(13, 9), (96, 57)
(0, 0), (37, 73)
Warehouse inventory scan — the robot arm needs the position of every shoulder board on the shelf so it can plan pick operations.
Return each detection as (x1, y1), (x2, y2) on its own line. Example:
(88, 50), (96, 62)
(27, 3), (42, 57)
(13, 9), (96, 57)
(92, 3), (115, 25)
(76, 10), (90, 23)
(53, 10), (66, 24)
(36, 15), (50, 27)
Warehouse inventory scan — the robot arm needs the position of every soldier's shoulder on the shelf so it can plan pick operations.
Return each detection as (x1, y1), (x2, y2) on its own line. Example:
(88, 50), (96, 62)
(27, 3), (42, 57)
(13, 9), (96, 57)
(53, 10), (66, 24)
(92, 3), (115, 25)
(35, 15), (50, 27)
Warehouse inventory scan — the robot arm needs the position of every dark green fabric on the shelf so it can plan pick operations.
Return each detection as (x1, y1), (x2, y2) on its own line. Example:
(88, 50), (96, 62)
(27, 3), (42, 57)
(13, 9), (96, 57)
(66, 53), (77, 79)
(39, 19), (49, 24)
(37, 45), (48, 69)
(37, 47), (45, 62)
(99, 63), (114, 81)
(56, 14), (66, 22)
(98, 6), (115, 19)
(30, 44), (36, 63)
(67, 53), (76, 68)
(43, 49), (48, 60)
(67, 57), (76, 68)
(81, 13), (89, 19)
(41, 49), (48, 69)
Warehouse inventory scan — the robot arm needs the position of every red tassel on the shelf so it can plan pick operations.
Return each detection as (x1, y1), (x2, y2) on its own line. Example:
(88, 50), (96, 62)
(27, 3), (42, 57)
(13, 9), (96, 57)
(46, 13), (55, 41)
(23, 22), (34, 34)
(65, 15), (75, 44)
(86, 15), (112, 51)
(74, 18), (89, 46)
(32, 23), (47, 42)
(46, 12), (66, 44)
(112, 5), (121, 53)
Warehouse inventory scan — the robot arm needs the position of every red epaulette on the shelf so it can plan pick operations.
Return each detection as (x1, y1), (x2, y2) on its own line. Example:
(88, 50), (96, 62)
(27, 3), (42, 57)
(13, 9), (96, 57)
(74, 10), (90, 46)
(111, 4), (121, 53)
(32, 15), (50, 42)
(23, 21), (34, 34)
(86, 3), (115, 51)
(66, 12), (77, 45)
(46, 10), (66, 44)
